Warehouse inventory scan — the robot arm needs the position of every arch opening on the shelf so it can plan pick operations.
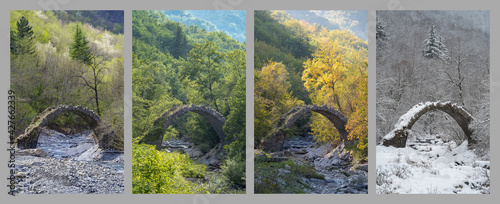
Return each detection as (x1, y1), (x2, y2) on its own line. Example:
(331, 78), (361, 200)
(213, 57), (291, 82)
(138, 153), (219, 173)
(409, 112), (467, 144)
(261, 105), (351, 152)
(382, 101), (474, 148)
(139, 105), (227, 150)
(45, 112), (96, 135)
(16, 105), (102, 150)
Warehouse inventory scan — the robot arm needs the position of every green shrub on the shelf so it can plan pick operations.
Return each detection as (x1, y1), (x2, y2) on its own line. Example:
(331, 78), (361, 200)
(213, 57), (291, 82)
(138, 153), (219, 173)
(197, 143), (211, 154)
(132, 143), (206, 194)
(221, 153), (246, 187)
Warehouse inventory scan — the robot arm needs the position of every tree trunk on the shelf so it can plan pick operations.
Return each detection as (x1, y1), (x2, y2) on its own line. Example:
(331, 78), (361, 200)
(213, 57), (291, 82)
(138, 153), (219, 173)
(93, 62), (101, 116)
(209, 84), (218, 112)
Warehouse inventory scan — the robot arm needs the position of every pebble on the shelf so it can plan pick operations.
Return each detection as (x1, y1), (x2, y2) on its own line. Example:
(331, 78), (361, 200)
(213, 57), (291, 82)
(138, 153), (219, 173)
(15, 156), (123, 194)
(14, 129), (123, 194)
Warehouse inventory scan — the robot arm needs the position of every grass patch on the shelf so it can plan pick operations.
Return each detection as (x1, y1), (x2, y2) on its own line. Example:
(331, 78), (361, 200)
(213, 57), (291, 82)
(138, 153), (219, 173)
(255, 158), (324, 194)
(192, 171), (245, 194)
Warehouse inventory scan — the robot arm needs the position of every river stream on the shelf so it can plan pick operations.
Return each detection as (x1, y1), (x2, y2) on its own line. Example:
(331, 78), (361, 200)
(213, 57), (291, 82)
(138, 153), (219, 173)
(280, 136), (368, 194)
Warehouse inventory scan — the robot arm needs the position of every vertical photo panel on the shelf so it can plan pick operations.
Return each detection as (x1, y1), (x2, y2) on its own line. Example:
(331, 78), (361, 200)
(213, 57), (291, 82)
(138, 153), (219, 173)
(253, 10), (368, 194)
(376, 10), (490, 194)
(131, 10), (246, 194)
(11, 10), (125, 194)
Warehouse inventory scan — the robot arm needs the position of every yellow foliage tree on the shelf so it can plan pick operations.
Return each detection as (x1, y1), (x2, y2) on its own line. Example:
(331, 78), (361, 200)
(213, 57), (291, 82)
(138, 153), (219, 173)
(254, 62), (304, 144)
(302, 39), (368, 155)
(303, 40), (347, 112)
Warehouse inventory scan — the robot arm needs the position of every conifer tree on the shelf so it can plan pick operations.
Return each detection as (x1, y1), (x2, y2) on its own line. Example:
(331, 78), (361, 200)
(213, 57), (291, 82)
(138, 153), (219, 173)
(423, 25), (448, 60)
(70, 24), (104, 117)
(70, 24), (92, 65)
(376, 19), (388, 41)
(14, 16), (36, 55)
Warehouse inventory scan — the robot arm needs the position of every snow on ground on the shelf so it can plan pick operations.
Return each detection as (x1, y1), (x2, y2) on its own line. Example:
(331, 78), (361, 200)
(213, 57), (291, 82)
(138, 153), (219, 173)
(376, 139), (489, 194)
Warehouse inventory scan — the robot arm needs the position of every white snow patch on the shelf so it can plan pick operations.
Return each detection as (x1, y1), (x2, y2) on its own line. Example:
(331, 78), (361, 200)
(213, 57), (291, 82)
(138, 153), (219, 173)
(377, 139), (489, 194)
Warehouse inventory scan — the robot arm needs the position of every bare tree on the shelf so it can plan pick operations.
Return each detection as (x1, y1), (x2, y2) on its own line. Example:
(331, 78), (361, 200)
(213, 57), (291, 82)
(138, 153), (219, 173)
(74, 42), (111, 116)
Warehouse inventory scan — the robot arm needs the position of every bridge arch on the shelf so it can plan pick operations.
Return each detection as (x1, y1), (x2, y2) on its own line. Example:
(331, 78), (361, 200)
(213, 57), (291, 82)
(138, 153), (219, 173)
(16, 105), (103, 149)
(382, 101), (474, 148)
(139, 105), (227, 149)
(261, 104), (351, 152)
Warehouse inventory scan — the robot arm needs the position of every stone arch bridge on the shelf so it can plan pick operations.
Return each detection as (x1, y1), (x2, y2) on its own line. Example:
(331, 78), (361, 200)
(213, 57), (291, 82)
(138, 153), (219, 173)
(261, 104), (353, 152)
(382, 101), (475, 148)
(16, 104), (119, 150)
(139, 105), (227, 149)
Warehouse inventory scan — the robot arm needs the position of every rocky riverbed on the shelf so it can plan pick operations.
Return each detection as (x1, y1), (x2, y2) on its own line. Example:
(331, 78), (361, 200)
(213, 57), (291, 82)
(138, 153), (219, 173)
(14, 129), (124, 194)
(161, 138), (223, 170)
(257, 136), (368, 194)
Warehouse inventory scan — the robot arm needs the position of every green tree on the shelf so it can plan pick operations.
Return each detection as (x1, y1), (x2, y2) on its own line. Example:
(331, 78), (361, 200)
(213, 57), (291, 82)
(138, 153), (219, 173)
(184, 41), (225, 111)
(223, 75), (246, 144)
(10, 31), (17, 54)
(70, 24), (109, 117)
(70, 24), (92, 65)
(13, 16), (36, 55)
(172, 24), (188, 58)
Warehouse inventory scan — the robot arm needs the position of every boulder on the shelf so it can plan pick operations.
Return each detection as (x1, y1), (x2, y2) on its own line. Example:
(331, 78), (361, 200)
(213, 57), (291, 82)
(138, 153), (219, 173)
(270, 150), (294, 158)
(17, 149), (48, 157)
(185, 147), (204, 159)
(314, 144), (351, 169)
(289, 148), (308, 155)
(348, 174), (368, 186)
(303, 144), (334, 161)
(198, 144), (223, 168)
(261, 132), (286, 152)
(350, 164), (369, 172)
(73, 144), (101, 161)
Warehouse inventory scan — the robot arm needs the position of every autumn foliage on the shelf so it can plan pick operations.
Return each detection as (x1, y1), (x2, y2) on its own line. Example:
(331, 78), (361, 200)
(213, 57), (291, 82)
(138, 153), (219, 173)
(254, 10), (367, 158)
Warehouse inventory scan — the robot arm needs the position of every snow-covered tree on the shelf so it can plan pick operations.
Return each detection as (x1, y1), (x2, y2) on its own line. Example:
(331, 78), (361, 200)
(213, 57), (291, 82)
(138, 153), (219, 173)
(376, 19), (389, 61)
(376, 19), (388, 41)
(423, 25), (448, 60)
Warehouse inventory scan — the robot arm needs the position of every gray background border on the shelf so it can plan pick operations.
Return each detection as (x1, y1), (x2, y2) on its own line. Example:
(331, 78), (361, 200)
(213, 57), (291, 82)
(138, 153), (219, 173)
(1, 0), (496, 203)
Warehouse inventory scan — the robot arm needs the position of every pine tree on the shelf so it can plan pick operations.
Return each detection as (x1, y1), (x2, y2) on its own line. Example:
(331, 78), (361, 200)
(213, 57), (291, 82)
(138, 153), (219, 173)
(423, 25), (448, 60)
(14, 16), (36, 55)
(70, 24), (92, 65)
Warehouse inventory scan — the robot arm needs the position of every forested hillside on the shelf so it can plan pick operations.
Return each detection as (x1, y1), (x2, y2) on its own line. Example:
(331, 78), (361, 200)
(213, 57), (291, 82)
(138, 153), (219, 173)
(10, 10), (124, 147)
(254, 10), (368, 194)
(162, 10), (246, 43)
(285, 10), (368, 40)
(132, 10), (246, 194)
(54, 10), (124, 34)
(376, 10), (489, 152)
